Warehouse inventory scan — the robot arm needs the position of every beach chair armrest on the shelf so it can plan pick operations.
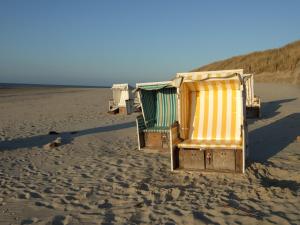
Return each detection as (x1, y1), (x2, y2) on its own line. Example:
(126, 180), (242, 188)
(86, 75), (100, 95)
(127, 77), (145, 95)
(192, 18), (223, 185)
(170, 121), (179, 128)
(170, 121), (181, 145)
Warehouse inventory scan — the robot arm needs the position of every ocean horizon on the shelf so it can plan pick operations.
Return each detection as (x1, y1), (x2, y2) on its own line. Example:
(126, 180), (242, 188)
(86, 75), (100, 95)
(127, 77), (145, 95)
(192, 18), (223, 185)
(0, 82), (110, 89)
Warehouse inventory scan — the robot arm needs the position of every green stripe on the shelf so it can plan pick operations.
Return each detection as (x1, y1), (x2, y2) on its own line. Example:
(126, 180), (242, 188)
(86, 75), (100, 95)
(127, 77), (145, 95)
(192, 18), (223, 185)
(140, 90), (156, 127)
(155, 87), (177, 127)
(138, 84), (170, 90)
(140, 87), (177, 129)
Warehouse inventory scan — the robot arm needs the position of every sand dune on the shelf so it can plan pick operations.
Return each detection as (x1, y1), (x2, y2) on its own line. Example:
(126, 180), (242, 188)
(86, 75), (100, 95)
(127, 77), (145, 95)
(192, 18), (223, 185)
(0, 85), (299, 224)
(193, 40), (300, 85)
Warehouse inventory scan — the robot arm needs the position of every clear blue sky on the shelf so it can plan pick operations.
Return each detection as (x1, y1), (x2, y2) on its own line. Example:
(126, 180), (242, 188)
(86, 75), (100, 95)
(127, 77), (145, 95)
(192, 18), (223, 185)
(0, 0), (300, 86)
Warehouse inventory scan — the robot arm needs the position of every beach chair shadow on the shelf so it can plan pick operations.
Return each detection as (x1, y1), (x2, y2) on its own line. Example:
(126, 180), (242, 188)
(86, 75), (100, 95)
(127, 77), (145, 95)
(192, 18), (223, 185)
(248, 113), (300, 163)
(247, 98), (296, 125)
(261, 98), (297, 119)
(0, 121), (135, 151)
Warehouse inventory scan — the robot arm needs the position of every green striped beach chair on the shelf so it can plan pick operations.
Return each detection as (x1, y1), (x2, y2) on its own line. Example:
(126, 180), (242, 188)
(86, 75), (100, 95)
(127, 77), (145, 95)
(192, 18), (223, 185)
(135, 81), (178, 151)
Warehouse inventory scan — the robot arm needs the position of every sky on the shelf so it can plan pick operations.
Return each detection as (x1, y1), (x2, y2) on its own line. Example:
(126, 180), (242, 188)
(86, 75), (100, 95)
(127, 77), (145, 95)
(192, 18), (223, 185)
(0, 0), (300, 86)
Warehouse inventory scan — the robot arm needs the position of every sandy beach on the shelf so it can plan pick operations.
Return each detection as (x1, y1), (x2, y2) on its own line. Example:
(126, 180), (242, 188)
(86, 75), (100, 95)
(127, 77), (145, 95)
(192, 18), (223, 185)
(0, 84), (299, 225)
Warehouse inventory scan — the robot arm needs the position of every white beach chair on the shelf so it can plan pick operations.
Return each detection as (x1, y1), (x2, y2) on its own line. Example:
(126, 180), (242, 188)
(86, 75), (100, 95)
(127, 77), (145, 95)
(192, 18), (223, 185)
(108, 84), (134, 115)
(242, 74), (261, 118)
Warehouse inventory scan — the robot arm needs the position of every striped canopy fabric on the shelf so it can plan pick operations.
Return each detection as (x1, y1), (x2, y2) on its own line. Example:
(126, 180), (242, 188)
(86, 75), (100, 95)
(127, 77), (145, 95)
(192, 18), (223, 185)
(140, 87), (177, 130)
(177, 69), (243, 82)
(179, 79), (243, 146)
(140, 90), (157, 127)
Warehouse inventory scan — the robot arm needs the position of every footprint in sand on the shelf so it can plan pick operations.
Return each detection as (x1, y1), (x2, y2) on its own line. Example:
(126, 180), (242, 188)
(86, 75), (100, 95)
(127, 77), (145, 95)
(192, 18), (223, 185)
(138, 182), (150, 191)
(20, 217), (39, 225)
(170, 188), (182, 200)
(29, 191), (43, 198)
(81, 173), (93, 178)
(65, 195), (77, 201)
(98, 199), (112, 209)
(35, 201), (53, 209)
(18, 192), (30, 199)
(52, 215), (71, 225)
(44, 187), (55, 194)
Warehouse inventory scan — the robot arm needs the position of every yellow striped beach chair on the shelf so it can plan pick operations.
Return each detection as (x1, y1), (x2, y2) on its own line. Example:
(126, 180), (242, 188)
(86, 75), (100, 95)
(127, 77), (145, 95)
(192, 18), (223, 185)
(242, 74), (261, 118)
(170, 70), (248, 173)
(135, 81), (178, 151)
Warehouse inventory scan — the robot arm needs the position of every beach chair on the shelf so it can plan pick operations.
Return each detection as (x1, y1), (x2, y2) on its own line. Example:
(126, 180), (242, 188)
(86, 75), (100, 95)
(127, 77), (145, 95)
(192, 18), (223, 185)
(170, 70), (248, 173)
(242, 74), (261, 118)
(108, 84), (134, 115)
(135, 81), (178, 151)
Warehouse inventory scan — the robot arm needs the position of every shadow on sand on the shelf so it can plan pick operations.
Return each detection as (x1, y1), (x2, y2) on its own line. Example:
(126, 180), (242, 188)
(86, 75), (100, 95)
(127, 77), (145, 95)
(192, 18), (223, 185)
(1, 98), (298, 163)
(247, 98), (296, 125)
(0, 121), (135, 151)
(260, 98), (296, 119)
(248, 113), (299, 162)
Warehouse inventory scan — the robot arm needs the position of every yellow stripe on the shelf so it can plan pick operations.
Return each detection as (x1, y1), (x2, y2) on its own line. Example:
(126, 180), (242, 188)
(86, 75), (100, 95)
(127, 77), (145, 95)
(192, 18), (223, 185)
(193, 82), (198, 91)
(192, 91), (200, 139)
(185, 85), (189, 138)
(181, 86), (184, 137)
(202, 84), (209, 139)
(235, 89), (241, 141)
(189, 91), (194, 138)
(220, 82), (227, 139)
(180, 85), (185, 138)
(211, 82), (219, 140)
(186, 86), (189, 138)
(231, 88), (237, 140)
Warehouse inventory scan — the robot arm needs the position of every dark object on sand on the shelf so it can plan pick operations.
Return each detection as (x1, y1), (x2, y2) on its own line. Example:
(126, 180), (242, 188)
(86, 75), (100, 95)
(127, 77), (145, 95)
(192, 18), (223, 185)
(48, 131), (60, 135)
(43, 137), (62, 149)
(70, 131), (78, 134)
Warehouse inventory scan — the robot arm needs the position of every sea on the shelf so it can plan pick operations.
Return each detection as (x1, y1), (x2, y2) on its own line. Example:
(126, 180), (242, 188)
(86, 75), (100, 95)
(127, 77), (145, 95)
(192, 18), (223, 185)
(0, 83), (109, 89)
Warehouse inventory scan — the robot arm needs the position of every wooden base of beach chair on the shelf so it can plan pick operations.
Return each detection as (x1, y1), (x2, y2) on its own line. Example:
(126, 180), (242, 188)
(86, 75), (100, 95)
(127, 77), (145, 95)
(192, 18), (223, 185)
(246, 96), (261, 118)
(144, 132), (169, 151)
(119, 107), (127, 115)
(108, 107), (119, 114)
(246, 106), (260, 118)
(108, 107), (129, 115)
(172, 148), (243, 173)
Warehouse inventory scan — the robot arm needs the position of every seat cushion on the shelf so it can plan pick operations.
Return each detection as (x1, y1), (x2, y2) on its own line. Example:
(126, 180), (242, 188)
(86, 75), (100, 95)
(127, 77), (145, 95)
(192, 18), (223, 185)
(178, 139), (242, 149)
(144, 126), (169, 133)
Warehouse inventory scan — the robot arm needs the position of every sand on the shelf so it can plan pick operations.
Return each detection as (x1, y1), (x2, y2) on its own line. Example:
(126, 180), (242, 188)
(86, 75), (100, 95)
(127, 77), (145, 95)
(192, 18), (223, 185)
(0, 84), (299, 225)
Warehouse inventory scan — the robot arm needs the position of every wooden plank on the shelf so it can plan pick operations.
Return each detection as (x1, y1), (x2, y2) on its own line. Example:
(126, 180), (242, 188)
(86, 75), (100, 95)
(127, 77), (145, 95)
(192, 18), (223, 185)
(235, 149), (243, 173)
(178, 149), (205, 170)
(136, 116), (145, 150)
(205, 149), (214, 170)
(144, 132), (169, 150)
(172, 147), (180, 170)
(246, 106), (260, 118)
(119, 107), (127, 115)
(212, 150), (236, 172)
(108, 107), (119, 114)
